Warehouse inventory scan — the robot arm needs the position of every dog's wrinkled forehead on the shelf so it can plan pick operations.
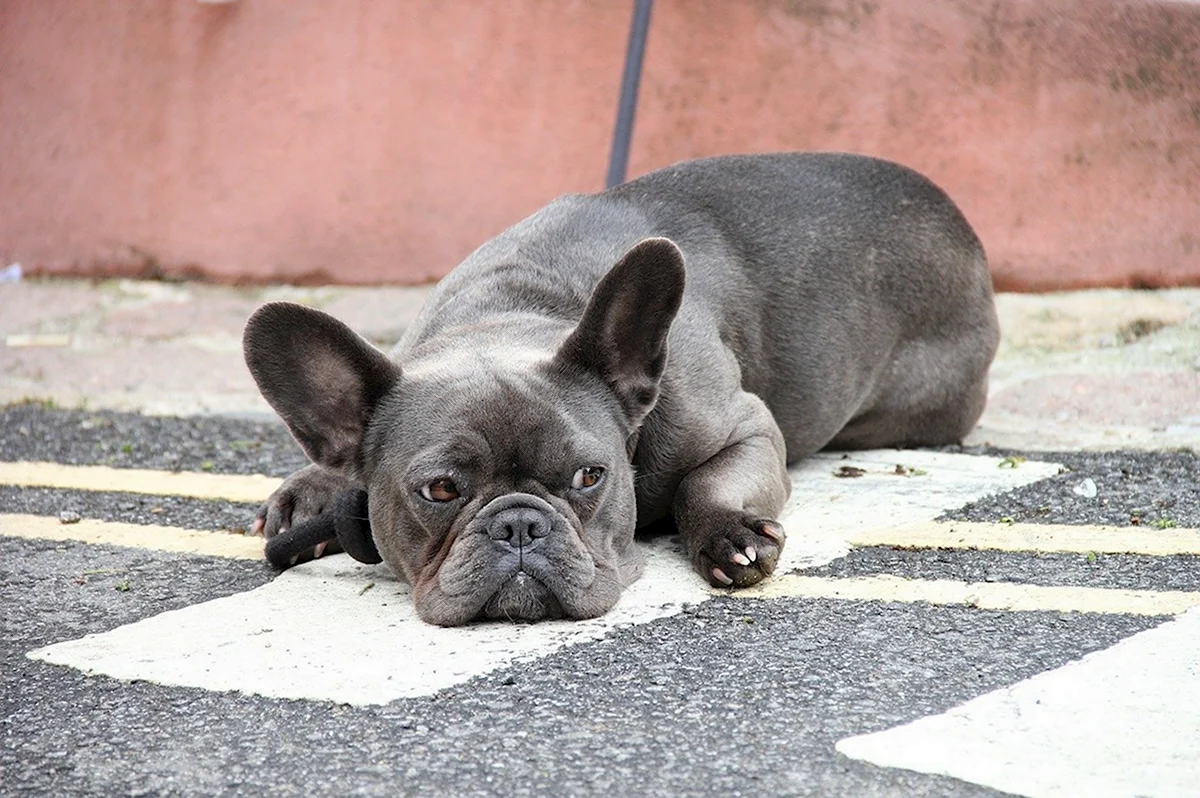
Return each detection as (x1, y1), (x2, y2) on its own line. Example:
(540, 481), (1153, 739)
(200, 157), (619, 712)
(400, 345), (547, 383)
(372, 348), (620, 474)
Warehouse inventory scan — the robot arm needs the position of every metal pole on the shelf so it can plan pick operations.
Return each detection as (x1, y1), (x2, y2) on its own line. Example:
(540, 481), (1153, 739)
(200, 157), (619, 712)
(605, 0), (654, 190)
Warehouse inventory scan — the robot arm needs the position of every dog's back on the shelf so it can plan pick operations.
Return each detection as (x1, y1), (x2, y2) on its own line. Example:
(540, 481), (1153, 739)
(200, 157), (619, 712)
(401, 152), (998, 459)
(610, 153), (999, 456)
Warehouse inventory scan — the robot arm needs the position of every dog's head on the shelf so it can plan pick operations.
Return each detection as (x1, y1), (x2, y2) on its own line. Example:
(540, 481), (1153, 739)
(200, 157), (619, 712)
(243, 239), (685, 625)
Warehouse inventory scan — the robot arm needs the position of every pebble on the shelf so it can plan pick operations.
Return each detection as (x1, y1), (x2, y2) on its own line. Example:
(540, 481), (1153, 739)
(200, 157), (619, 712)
(58, 510), (82, 524)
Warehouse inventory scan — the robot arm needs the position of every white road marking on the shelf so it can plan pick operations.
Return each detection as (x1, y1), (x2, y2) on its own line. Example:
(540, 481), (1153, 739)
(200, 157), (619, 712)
(774, 450), (1062, 571)
(0, 513), (263, 560)
(744, 573), (1200, 617)
(849, 520), (1200, 556)
(25, 451), (1060, 704)
(29, 542), (705, 706)
(836, 606), (1200, 798)
(0, 461), (281, 503)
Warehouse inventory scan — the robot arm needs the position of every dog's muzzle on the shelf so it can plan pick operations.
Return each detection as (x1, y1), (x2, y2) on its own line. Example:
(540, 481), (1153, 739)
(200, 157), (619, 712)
(473, 493), (569, 621)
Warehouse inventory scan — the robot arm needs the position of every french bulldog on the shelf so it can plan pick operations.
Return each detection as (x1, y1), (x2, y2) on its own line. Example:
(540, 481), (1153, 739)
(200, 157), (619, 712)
(244, 152), (999, 626)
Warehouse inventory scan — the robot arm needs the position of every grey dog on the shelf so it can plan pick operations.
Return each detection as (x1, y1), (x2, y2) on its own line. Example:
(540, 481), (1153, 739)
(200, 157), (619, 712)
(243, 152), (999, 627)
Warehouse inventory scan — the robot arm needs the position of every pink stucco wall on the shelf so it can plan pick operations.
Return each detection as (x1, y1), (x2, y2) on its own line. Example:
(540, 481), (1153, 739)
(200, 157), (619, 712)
(2, 0), (1197, 291)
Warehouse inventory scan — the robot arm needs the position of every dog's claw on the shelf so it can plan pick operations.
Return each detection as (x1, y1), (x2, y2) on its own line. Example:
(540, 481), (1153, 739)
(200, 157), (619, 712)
(758, 521), (785, 543)
(712, 567), (734, 586)
(251, 518), (264, 537)
(731, 551), (751, 567)
(313, 541), (328, 558)
(744, 546), (757, 563)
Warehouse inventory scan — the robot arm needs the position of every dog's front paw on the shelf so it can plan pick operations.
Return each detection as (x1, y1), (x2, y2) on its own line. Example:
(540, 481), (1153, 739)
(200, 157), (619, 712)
(688, 513), (785, 588)
(252, 464), (358, 564)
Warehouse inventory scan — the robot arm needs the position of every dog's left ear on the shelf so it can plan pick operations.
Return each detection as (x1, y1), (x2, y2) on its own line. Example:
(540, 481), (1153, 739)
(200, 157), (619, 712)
(243, 302), (399, 479)
(555, 237), (686, 426)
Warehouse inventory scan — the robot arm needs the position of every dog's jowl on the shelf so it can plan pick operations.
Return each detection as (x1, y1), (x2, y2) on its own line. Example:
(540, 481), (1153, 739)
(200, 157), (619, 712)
(243, 153), (999, 626)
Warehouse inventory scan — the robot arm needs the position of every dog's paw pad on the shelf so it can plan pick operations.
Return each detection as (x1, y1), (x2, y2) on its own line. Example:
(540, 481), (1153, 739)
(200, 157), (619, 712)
(692, 515), (785, 589)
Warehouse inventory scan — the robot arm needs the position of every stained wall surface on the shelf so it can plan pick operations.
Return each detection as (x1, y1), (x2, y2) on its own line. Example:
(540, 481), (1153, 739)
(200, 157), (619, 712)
(2, 0), (1197, 290)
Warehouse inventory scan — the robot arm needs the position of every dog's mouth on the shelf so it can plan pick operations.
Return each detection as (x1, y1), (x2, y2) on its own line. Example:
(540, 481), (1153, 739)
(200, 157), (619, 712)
(480, 570), (565, 622)
(410, 492), (614, 626)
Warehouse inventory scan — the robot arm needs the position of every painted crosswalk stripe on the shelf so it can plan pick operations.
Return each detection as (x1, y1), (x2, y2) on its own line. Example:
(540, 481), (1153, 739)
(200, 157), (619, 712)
(28, 548), (706, 705)
(848, 520), (1200, 556)
(29, 545), (1200, 706)
(0, 461), (281, 503)
(0, 513), (263, 560)
(836, 606), (1200, 798)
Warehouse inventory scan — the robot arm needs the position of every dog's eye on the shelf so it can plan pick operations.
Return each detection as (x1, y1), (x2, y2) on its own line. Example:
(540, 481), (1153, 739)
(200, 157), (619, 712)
(572, 466), (605, 491)
(419, 478), (460, 503)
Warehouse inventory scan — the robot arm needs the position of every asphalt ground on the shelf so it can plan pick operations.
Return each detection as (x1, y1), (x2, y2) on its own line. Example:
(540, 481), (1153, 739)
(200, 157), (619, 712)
(2, 404), (1198, 795)
(1, 533), (1159, 798)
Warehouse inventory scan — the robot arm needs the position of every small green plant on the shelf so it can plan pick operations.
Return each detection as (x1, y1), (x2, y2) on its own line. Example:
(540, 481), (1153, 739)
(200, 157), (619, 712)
(121, 442), (133, 454)
(114, 580), (131, 592)
(1149, 518), (1178, 530)
(200, 461), (215, 472)
(14, 397), (60, 410)
(1085, 551), (1098, 564)
(997, 456), (1026, 469)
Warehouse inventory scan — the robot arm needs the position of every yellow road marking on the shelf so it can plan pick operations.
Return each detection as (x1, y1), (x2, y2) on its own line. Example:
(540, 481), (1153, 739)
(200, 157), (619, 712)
(0, 513), (263, 560)
(0, 461), (281, 503)
(740, 573), (1200, 617)
(4, 462), (1197, 616)
(7, 464), (1191, 558)
(5, 333), (72, 348)
(5, 509), (1196, 615)
(849, 520), (1200, 556)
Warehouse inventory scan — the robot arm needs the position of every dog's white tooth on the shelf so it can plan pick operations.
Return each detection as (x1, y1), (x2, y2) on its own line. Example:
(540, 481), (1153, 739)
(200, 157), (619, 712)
(313, 541), (327, 558)
(744, 546), (757, 563)
(731, 552), (751, 566)
(712, 567), (734, 586)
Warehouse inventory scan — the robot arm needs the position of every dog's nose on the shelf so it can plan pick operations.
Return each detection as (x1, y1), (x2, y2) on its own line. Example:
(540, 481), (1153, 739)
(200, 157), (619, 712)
(487, 506), (551, 547)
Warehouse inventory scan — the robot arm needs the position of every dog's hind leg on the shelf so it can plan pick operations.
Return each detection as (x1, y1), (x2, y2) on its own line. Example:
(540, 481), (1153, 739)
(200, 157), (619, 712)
(826, 331), (996, 450)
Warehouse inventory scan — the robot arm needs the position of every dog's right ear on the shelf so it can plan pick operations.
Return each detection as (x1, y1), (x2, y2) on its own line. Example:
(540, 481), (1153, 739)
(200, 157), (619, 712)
(243, 302), (398, 479)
